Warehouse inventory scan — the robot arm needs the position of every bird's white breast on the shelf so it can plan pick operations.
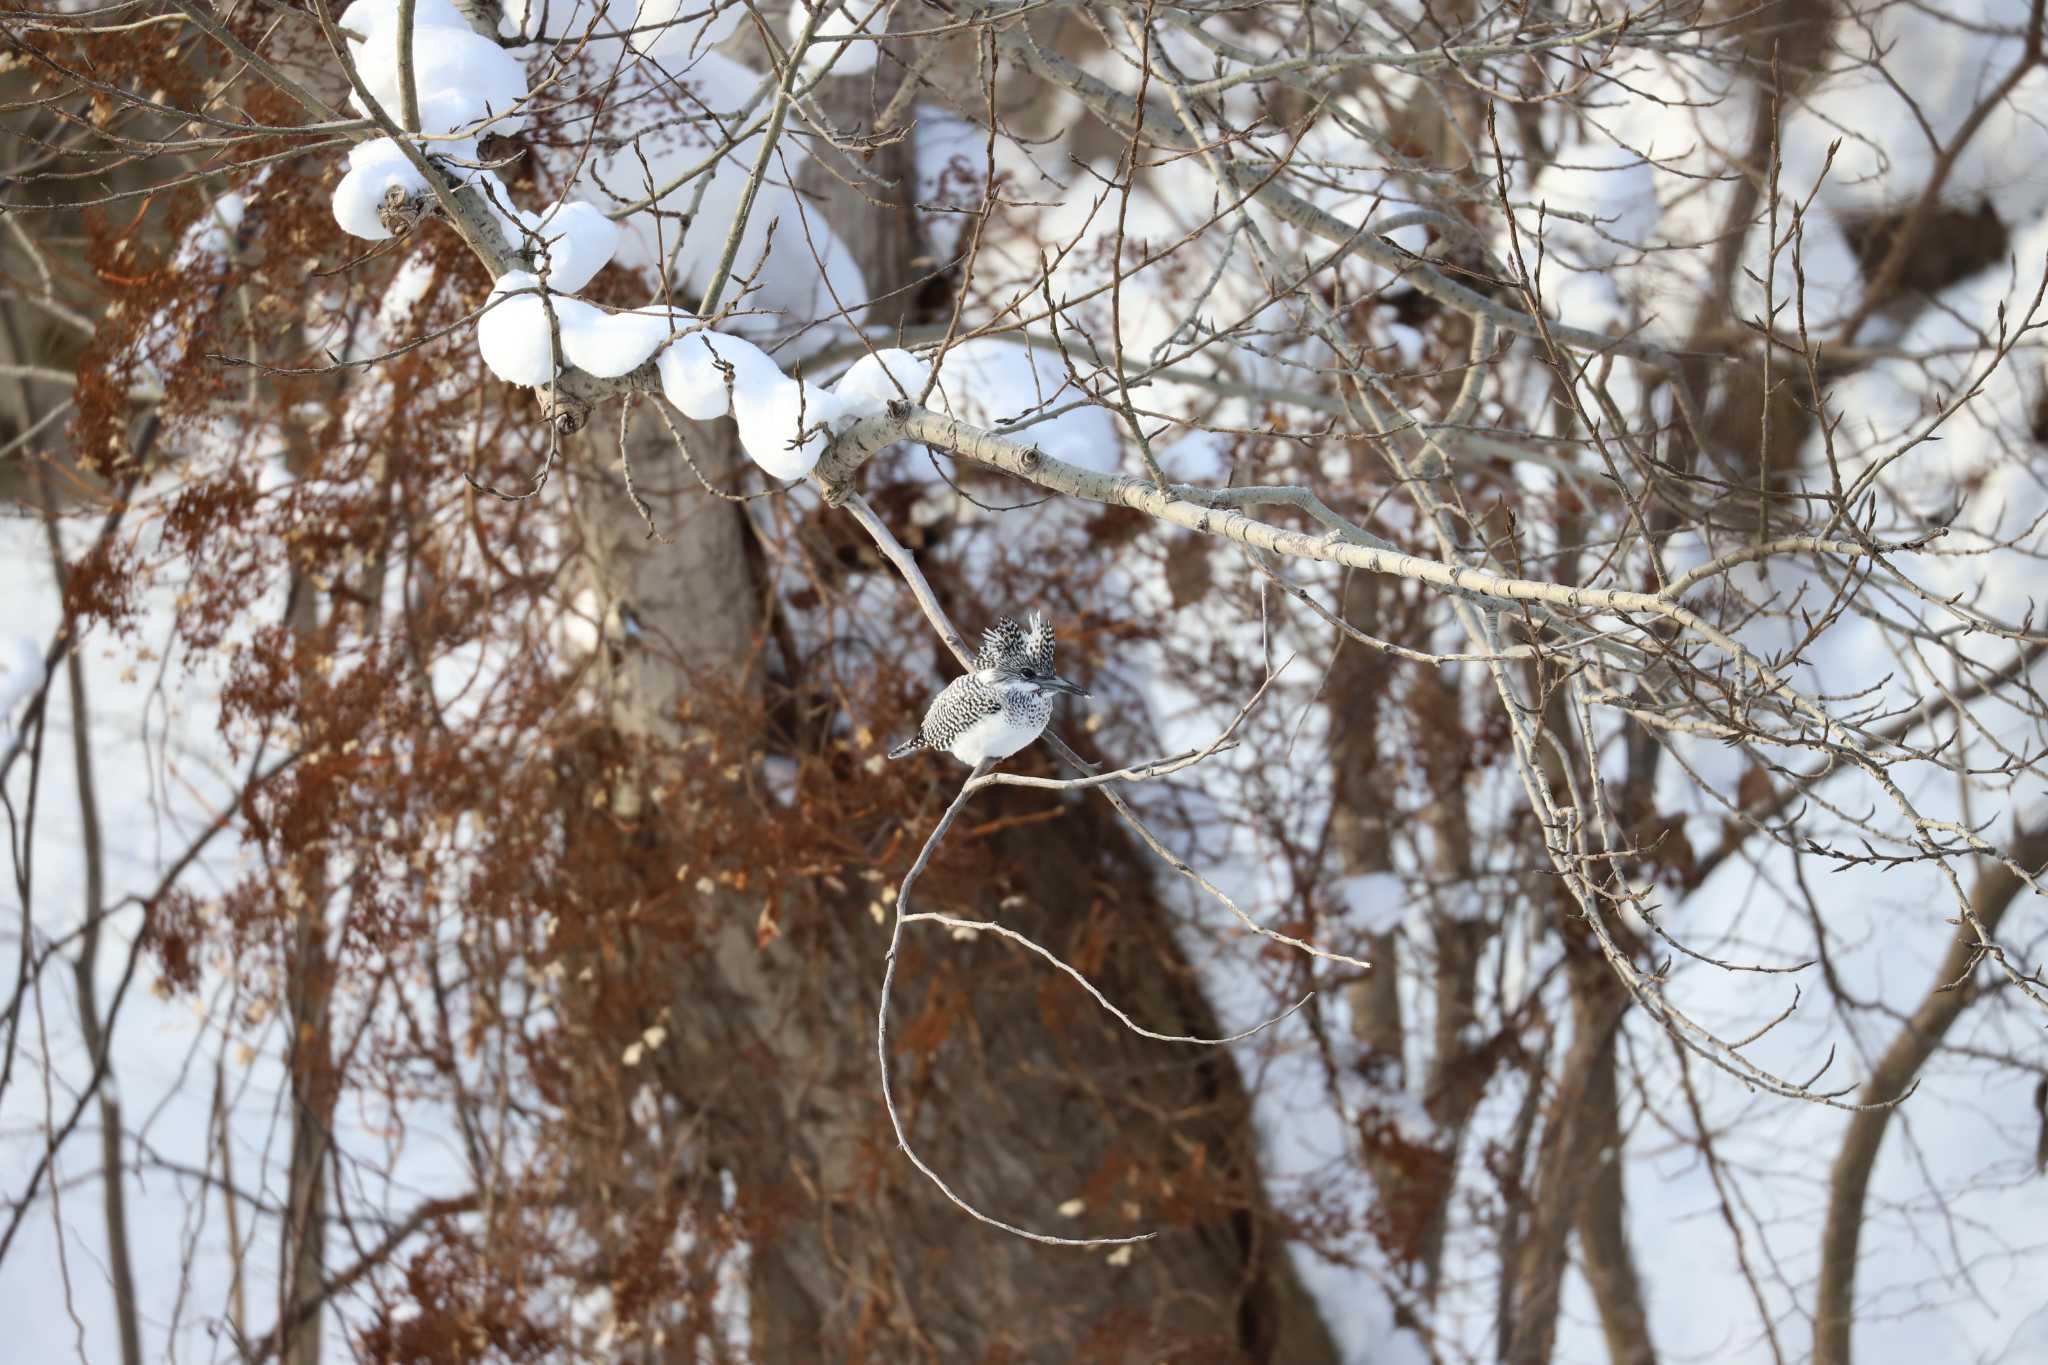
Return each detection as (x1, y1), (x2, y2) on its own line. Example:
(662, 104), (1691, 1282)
(942, 710), (1041, 764)
(942, 683), (1048, 764)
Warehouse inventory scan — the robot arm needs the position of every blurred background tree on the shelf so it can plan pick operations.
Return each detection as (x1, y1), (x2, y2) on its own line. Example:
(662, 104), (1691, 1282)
(4, 1), (2047, 1361)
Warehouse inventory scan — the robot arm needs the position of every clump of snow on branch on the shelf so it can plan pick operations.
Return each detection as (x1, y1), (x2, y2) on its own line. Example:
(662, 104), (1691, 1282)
(476, 281), (683, 387)
(564, 306), (691, 379)
(731, 376), (839, 480)
(341, 0), (527, 139)
(330, 139), (429, 240)
(327, 0), (879, 481)
(656, 330), (783, 420)
(475, 272), (569, 388)
(521, 200), (621, 294)
(830, 348), (931, 418)
(656, 331), (844, 479)
(325, 0), (1137, 488)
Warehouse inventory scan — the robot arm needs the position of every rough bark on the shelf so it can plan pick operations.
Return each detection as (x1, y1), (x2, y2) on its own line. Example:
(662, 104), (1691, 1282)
(568, 399), (1339, 1363)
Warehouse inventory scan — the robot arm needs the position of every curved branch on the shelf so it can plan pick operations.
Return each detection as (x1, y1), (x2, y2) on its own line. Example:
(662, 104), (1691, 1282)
(1813, 824), (2048, 1365)
(880, 759), (1156, 1247)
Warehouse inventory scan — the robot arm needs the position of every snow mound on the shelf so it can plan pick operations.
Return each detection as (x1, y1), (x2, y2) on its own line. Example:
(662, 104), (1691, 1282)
(477, 273), (579, 386)
(561, 305), (689, 378)
(1522, 138), (1662, 330)
(339, 0), (469, 41)
(339, 0), (527, 137)
(656, 331), (838, 478)
(498, 0), (602, 41)
(519, 200), (620, 293)
(332, 138), (431, 240)
(830, 348), (930, 419)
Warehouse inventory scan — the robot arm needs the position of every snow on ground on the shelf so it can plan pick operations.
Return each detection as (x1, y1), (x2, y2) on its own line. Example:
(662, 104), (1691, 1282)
(0, 477), (535, 1361)
(1, 502), (290, 1362)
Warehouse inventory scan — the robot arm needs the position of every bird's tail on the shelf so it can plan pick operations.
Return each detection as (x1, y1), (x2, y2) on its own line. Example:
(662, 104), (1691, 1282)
(886, 734), (926, 760)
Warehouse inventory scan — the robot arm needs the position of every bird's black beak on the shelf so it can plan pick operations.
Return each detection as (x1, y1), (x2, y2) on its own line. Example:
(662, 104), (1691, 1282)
(1044, 673), (1089, 698)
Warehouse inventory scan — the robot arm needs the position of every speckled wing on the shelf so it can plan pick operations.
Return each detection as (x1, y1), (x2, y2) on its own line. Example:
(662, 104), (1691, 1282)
(888, 673), (1000, 759)
(923, 675), (1001, 746)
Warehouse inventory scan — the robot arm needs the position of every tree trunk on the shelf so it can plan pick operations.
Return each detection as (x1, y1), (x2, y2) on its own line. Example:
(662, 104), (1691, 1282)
(280, 577), (335, 1365)
(1573, 1034), (1656, 1365)
(546, 46), (1340, 1362)
(1502, 955), (1629, 1365)
(1499, 649), (1656, 1365)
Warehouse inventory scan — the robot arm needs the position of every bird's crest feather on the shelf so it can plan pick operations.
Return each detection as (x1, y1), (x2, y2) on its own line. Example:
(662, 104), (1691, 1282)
(978, 616), (1025, 670)
(1023, 612), (1055, 674)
